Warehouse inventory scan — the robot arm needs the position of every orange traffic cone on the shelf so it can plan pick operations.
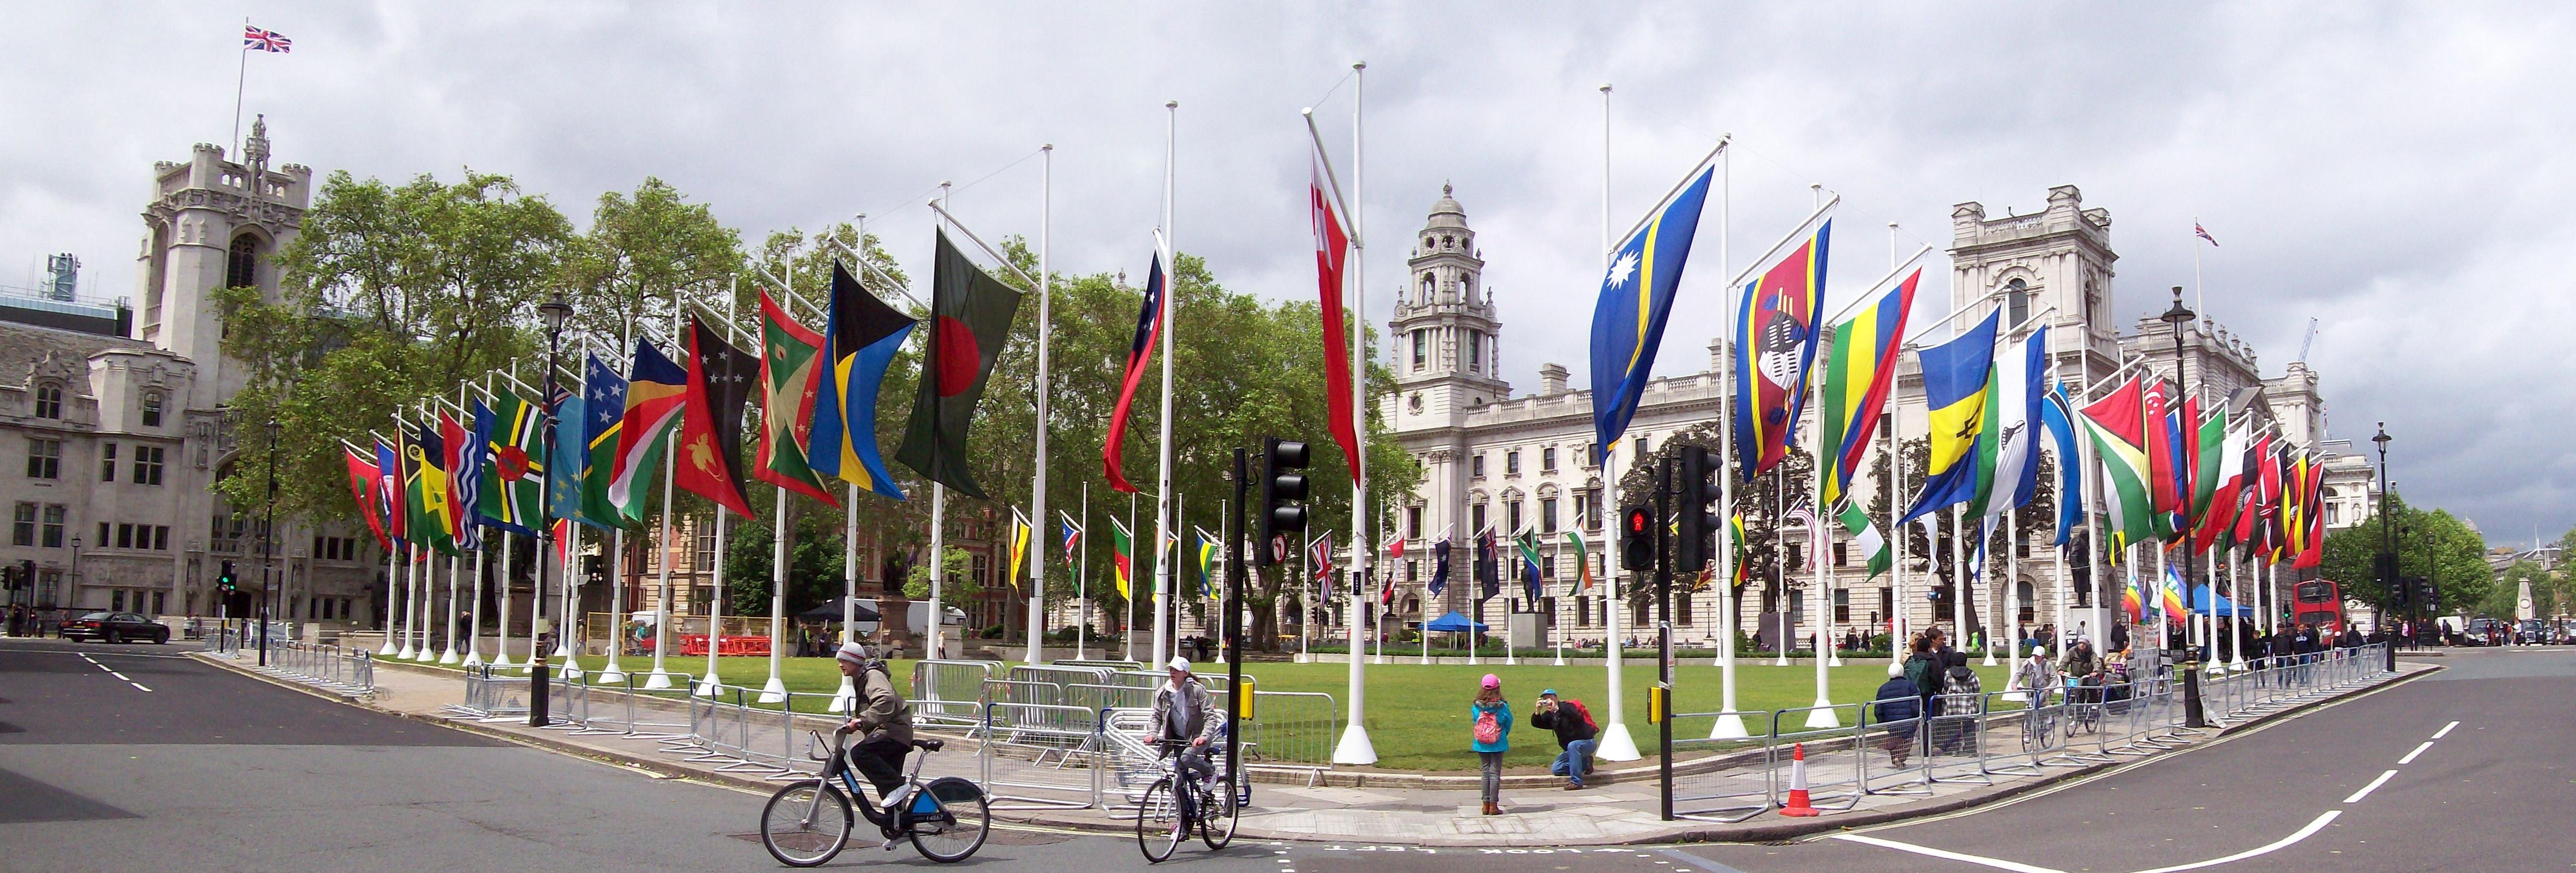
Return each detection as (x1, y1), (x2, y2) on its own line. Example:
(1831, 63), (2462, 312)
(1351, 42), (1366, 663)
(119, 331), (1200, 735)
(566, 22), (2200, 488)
(1778, 742), (1821, 817)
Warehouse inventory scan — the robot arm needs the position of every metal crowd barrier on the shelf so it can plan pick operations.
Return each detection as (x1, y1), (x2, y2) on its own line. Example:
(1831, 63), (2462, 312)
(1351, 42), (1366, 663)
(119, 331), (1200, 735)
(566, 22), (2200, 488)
(1921, 692), (1992, 785)
(1210, 689), (1339, 769)
(1004, 664), (1112, 692)
(1066, 682), (1155, 713)
(912, 659), (999, 704)
(1663, 709), (1774, 822)
(1054, 659), (1144, 672)
(1766, 704), (1866, 811)
(252, 641), (376, 696)
(979, 702), (1104, 810)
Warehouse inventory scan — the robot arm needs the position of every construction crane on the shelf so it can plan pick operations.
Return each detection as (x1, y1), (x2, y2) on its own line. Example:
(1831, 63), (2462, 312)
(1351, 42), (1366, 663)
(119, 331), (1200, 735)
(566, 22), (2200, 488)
(2296, 317), (2319, 364)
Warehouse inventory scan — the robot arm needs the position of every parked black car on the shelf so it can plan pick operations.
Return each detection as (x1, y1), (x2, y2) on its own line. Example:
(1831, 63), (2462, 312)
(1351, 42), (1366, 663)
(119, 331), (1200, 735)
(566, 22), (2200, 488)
(62, 611), (169, 644)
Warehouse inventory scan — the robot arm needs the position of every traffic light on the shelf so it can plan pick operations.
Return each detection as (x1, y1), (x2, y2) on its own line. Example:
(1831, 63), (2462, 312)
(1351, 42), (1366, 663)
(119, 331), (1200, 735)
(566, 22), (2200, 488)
(2417, 578), (2441, 613)
(2378, 554), (2405, 607)
(218, 559), (237, 595)
(1674, 446), (1722, 573)
(1254, 438), (1309, 566)
(1621, 504), (1654, 569)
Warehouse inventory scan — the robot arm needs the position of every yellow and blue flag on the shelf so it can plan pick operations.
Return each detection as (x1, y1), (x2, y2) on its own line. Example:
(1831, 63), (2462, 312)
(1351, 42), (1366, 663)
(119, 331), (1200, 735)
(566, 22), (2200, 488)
(1898, 310), (1999, 526)
(1587, 166), (1715, 460)
(1732, 220), (1832, 480)
(809, 262), (917, 501)
(1818, 268), (1916, 506)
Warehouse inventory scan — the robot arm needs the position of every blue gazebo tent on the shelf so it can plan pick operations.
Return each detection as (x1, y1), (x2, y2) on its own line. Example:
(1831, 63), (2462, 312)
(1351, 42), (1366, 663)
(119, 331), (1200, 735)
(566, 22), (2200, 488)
(1422, 611), (1488, 633)
(2189, 584), (2253, 618)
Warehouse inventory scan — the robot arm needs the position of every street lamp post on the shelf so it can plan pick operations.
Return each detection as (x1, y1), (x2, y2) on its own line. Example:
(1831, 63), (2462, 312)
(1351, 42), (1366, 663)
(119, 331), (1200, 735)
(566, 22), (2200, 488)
(530, 293), (573, 728)
(2157, 286), (2196, 656)
(260, 418), (279, 667)
(2371, 423), (2395, 655)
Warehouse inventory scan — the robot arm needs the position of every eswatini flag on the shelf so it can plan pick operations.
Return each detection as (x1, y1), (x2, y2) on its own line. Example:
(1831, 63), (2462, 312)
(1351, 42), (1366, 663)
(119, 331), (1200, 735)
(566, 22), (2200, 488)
(1102, 240), (1169, 493)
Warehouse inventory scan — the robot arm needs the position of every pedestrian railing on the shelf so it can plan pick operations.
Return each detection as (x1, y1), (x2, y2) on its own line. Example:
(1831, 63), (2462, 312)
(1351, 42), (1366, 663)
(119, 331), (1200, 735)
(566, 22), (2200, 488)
(1054, 659), (1144, 672)
(1211, 689), (1338, 770)
(252, 640), (376, 696)
(980, 702), (1104, 811)
(912, 659), (999, 705)
(1766, 704), (1866, 812)
(1921, 692), (1993, 785)
(1663, 708), (1775, 822)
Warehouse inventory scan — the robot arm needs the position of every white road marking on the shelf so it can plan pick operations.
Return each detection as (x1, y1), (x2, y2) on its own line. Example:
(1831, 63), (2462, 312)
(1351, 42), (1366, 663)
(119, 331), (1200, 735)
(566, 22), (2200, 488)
(2343, 770), (2397, 804)
(1652, 849), (1755, 873)
(2127, 810), (2342, 873)
(129, 682), (152, 692)
(109, 671), (130, 681)
(2397, 741), (2433, 765)
(1829, 834), (2067, 873)
(2430, 720), (2458, 739)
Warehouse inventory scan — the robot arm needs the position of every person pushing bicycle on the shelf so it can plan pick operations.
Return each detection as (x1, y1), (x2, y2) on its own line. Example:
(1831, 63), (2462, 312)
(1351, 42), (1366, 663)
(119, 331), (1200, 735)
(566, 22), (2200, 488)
(834, 641), (916, 807)
(1148, 656), (1225, 831)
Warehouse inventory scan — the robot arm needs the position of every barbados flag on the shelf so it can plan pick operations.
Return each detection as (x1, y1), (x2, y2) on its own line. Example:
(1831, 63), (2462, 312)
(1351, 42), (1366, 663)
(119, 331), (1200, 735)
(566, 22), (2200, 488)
(1898, 311), (1999, 525)
(1733, 219), (1832, 479)
(1819, 268), (1917, 506)
(808, 262), (917, 501)
(1587, 166), (1715, 462)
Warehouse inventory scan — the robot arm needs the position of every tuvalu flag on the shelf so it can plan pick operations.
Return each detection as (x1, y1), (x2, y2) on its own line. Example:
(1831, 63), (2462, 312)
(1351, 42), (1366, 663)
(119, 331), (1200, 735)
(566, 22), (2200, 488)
(1819, 269), (1918, 507)
(674, 316), (760, 518)
(1732, 218), (1832, 480)
(1589, 166), (1717, 464)
(895, 230), (1024, 500)
(1900, 310), (1999, 525)
(1103, 241), (1168, 494)
(808, 263), (915, 501)
(753, 289), (837, 505)
(608, 338), (687, 521)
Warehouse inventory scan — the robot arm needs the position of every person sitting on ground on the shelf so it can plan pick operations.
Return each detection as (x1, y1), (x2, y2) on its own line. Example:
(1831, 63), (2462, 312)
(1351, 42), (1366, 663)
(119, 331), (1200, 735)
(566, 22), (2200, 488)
(1871, 661), (1921, 767)
(1148, 657), (1224, 832)
(834, 641), (916, 813)
(1530, 688), (1599, 790)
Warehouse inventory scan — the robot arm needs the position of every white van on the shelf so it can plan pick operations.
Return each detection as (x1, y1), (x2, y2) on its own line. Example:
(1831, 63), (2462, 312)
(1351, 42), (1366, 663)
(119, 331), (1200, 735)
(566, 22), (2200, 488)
(847, 598), (969, 637)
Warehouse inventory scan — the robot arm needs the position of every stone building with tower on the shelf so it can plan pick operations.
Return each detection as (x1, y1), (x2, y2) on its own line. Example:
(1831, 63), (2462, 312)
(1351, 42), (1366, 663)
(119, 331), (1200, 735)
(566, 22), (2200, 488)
(0, 118), (383, 626)
(1372, 184), (2378, 651)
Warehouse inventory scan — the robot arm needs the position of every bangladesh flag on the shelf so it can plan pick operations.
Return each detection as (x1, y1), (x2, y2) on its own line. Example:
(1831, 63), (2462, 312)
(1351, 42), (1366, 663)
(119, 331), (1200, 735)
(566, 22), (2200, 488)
(894, 229), (1024, 500)
(753, 289), (836, 504)
(478, 385), (546, 535)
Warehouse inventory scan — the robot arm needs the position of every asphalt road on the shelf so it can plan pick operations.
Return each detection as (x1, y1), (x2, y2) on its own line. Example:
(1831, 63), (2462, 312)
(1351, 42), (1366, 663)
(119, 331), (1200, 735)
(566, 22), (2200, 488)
(2, 638), (2559, 873)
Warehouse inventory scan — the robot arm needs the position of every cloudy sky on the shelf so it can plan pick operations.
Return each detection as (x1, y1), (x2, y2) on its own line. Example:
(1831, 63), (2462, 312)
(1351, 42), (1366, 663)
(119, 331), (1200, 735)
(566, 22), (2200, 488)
(4, 2), (2569, 546)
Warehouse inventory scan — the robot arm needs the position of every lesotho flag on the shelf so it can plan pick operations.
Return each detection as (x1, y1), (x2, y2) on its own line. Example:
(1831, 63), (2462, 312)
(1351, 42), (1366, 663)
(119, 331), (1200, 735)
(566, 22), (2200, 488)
(1587, 165), (1715, 464)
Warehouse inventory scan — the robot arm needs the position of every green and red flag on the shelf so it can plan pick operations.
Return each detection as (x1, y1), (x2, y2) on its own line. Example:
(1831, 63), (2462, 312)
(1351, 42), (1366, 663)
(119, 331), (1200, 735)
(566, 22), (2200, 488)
(752, 289), (836, 505)
(673, 315), (761, 518)
(2079, 375), (2154, 549)
(344, 443), (390, 551)
(894, 229), (1024, 500)
(477, 385), (546, 535)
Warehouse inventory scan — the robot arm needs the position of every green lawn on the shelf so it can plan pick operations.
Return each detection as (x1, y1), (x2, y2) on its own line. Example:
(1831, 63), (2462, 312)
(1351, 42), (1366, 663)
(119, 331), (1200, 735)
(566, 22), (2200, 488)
(416, 653), (2007, 772)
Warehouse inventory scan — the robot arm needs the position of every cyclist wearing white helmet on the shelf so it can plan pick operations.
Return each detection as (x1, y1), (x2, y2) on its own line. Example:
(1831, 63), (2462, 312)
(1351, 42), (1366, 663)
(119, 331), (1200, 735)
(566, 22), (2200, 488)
(1149, 657), (1224, 829)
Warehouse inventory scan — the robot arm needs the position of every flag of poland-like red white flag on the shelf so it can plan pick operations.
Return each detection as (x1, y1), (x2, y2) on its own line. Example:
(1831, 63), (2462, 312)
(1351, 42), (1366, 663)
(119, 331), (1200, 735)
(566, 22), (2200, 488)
(1311, 148), (1361, 479)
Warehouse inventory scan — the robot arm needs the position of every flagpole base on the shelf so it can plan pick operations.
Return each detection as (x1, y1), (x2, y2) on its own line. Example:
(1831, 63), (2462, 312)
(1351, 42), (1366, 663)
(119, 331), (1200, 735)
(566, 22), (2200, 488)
(1827, 652), (1843, 667)
(597, 657), (625, 685)
(439, 647), (461, 665)
(461, 653), (483, 669)
(1595, 723), (1643, 762)
(396, 643), (415, 660)
(1331, 724), (1378, 766)
(379, 639), (400, 657)
(1505, 650), (1517, 665)
(490, 653), (517, 670)
(642, 669), (675, 690)
(560, 660), (583, 681)
(1803, 697), (1841, 729)
(1772, 654), (1789, 667)
(1709, 712), (1752, 740)
(758, 677), (788, 704)
(692, 673), (720, 697)
(1981, 650), (1999, 667)
(830, 676), (857, 714)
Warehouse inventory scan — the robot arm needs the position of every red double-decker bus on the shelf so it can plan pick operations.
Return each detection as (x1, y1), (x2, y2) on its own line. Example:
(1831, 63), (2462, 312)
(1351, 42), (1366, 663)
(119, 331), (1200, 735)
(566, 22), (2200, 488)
(2293, 579), (2346, 635)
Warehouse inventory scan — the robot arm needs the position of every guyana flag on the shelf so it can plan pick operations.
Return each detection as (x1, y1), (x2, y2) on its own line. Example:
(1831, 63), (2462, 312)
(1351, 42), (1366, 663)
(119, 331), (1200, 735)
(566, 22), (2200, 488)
(893, 230), (1024, 500)
(1108, 515), (1135, 599)
(753, 289), (837, 504)
(2079, 375), (2154, 548)
(477, 385), (546, 535)
(402, 419), (457, 555)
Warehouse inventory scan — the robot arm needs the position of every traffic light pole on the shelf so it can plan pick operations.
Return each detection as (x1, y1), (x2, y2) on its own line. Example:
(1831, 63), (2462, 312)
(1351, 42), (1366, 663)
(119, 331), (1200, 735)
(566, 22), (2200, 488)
(1228, 447), (1248, 809)
(1654, 454), (1674, 822)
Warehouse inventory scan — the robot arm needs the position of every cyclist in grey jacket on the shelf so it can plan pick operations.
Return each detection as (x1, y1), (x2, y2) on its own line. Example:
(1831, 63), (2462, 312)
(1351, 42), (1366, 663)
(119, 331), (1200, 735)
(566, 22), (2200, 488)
(1149, 657), (1225, 829)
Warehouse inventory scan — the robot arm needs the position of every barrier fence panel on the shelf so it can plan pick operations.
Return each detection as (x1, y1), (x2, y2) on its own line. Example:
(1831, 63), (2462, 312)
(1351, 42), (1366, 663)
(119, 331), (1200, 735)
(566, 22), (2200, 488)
(978, 702), (1103, 811)
(1054, 659), (1144, 672)
(1766, 704), (1866, 811)
(1097, 708), (1168, 818)
(1853, 698), (1932, 797)
(982, 679), (1068, 709)
(1066, 683), (1154, 714)
(1004, 664), (1113, 691)
(1209, 689), (1338, 770)
(1921, 693), (1992, 785)
(912, 660), (999, 708)
(1663, 709), (1772, 822)
(1981, 687), (2054, 778)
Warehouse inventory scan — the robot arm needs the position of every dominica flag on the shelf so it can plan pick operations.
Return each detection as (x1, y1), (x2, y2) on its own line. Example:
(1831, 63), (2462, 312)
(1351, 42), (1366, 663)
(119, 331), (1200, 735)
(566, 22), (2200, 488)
(808, 263), (915, 501)
(2079, 375), (2154, 548)
(477, 386), (546, 535)
(1819, 268), (1917, 507)
(1900, 311), (1999, 525)
(1108, 515), (1134, 600)
(1732, 217), (1831, 480)
(1835, 499), (1890, 579)
(608, 338), (688, 521)
(753, 288), (837, 505)
(1589, 164), (1717, 464)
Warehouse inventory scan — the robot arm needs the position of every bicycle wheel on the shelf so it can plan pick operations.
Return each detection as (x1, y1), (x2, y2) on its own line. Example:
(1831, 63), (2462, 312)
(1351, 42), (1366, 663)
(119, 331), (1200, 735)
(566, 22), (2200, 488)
(760, 779), (852, 868)
(1135, 777), (1182, 863)
(908, 777), (990, 863)
(1198, 775), (1239, 850)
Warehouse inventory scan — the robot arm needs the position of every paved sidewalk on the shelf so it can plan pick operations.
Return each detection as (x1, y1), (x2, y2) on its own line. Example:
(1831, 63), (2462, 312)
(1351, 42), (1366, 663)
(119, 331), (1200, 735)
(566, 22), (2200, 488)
(194, 651), (2440, 847)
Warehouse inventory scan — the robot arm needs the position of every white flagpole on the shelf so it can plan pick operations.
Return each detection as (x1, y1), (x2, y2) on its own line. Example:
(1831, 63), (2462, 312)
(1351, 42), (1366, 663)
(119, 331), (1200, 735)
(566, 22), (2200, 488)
(440, 549), (462, 664)
(1332, 60), (1377, 766)
(231, 18), (250, 159)
(599, 526), (628, 684)
(409, 544), (430, 660)
(695, 508), (732, 697)
(1150, 102), (1178, 671)
(1078, 485), (1090, 661)
(1593, 82), (1640, 763)
(1806, 363), (1838, 728)
(1950, 505), (1968, 653)
(463, 534), (488, 668)
(1711, 141), (1749, 739)
(394, 544), (416, 658)
(492, 527), (516, 669)
(832, 481), (857, 712)
(1124, 492), (1136, 662)
(560, 521), (583, 680)
(379, 537), (403, 657)
(758, 267), (795, 704)
(1026, 143), (1053, 667)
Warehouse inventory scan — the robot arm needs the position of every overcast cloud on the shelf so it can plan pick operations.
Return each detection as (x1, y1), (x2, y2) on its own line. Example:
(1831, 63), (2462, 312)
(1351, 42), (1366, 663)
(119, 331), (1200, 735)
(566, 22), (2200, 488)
(3, 2), (2569, 545)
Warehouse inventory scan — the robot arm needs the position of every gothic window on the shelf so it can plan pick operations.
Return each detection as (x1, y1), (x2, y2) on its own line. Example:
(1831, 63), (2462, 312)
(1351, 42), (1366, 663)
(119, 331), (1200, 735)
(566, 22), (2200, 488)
(226, 234), (261, 289)
(2006, 278), (2030, 327)
(32, 383), (61, 419)
(142, 393), (163, 427)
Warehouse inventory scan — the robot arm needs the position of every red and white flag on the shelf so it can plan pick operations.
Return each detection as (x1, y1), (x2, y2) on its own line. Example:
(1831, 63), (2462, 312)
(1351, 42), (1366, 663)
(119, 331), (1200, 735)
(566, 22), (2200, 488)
(2194, 222), (2219, 247)
(244, 24), (292, 52)
(1310, 147), (1361, 478)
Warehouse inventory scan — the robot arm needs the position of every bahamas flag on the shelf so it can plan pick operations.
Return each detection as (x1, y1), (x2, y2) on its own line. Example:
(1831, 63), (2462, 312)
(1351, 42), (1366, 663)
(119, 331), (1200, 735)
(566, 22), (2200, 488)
(808, 263), (915, 501)
(2038, 382), (2085, 546)
(1587, 166), (1715, 461)
(1733, 219), (1832, 480)
(1819, 269), (1918, 507)
(1899, 311), (1999, 525)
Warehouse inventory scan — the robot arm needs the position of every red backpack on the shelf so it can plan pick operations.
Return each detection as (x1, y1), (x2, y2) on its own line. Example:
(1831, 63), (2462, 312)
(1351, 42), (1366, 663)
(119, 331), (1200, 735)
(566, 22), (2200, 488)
(1564, 699), (1597, 732)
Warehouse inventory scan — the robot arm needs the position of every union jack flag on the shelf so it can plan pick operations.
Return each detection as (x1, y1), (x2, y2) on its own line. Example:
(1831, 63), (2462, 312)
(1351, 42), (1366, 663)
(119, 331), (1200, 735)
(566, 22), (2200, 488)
(2194, 222), (2219, 247)
(244, 25), (291, 53)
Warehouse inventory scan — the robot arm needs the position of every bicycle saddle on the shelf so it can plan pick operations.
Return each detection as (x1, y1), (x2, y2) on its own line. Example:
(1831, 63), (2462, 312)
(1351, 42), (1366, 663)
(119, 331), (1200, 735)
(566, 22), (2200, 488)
(910, 738), (945, 752)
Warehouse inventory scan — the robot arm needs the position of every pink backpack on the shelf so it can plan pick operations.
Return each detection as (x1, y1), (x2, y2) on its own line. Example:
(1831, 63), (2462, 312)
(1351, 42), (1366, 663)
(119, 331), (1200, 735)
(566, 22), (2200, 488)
(1473, 706), (1502, 745)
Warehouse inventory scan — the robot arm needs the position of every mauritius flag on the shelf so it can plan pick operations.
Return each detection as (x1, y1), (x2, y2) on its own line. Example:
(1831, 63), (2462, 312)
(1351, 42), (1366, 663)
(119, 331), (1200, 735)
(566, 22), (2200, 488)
(1731, 218), (1830, 480)
(1818, 268), (1917, 507)
(808, 263), (915, 501)
(1589, 165), (1716, 464)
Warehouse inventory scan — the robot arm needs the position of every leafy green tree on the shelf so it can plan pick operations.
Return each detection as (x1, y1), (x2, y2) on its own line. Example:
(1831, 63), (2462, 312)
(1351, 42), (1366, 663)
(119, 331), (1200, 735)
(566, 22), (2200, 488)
(2482, 560), (2555, 619)
(903, 546), (979, 609)
(721, 507), (850, 618)
(217, 169), (570, 524)
(2319, 493), (2491, 614)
